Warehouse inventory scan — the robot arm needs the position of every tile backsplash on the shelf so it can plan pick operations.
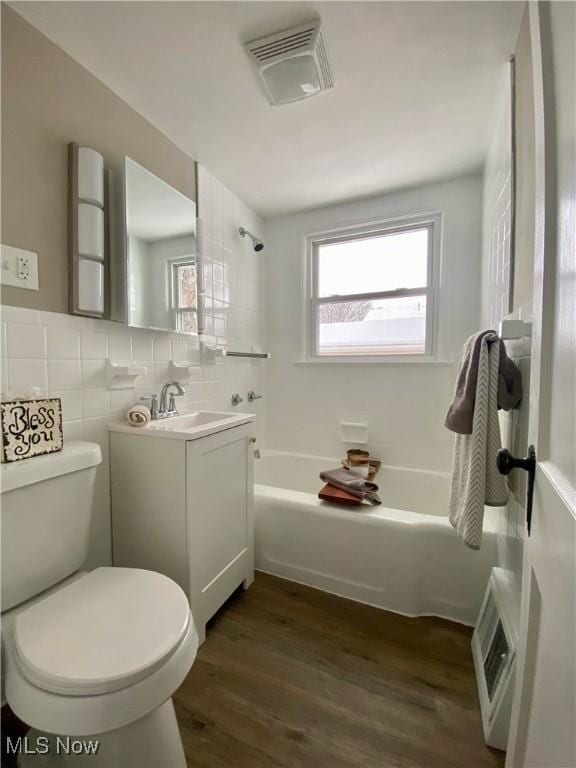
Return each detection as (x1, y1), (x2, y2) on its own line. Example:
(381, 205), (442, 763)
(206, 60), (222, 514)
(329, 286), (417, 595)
(1, 304), (266, 423)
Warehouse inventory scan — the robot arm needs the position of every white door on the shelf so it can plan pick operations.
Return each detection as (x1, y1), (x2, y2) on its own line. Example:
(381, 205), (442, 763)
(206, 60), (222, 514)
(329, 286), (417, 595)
(506, 3), (576, 767)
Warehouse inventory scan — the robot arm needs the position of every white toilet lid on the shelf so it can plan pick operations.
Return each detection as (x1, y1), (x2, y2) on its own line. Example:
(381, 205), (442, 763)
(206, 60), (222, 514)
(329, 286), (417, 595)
(14, 567), (191, 696)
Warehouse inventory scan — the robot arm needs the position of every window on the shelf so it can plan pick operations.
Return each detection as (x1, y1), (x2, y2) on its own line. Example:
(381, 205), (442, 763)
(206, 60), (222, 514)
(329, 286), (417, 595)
(171, 259), (197, 334)
(307, 217), (438, 359)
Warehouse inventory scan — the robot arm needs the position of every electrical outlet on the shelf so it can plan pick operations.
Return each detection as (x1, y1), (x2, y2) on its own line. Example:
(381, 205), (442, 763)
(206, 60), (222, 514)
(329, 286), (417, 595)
(17, 254), (31, 280)
(0, 244), (39, 290)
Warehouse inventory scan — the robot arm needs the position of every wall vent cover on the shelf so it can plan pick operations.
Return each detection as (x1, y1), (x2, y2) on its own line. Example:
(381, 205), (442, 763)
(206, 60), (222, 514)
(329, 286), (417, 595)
(471, 567), (518, 751)
(245, 21), (334, 106)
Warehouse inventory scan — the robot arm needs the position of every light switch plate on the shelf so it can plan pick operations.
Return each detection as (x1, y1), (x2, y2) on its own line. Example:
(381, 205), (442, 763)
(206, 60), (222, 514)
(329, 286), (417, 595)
(0, 244), (39, 290)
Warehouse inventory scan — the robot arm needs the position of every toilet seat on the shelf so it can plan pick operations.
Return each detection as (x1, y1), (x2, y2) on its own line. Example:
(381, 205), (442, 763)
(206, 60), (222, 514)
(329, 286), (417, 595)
(13, 567), (191, 696)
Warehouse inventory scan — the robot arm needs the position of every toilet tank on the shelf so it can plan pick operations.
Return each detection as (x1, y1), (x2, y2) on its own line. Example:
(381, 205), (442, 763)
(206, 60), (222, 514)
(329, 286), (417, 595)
(1, 441), (102, 611)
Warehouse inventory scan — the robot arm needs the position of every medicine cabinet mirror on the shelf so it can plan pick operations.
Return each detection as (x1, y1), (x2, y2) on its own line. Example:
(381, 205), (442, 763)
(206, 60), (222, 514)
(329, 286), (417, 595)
(124, 156), (198, 334)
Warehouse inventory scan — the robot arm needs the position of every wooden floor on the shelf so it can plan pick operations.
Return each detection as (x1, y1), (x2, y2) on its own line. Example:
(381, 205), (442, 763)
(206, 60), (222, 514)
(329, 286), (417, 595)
(174, 573), (504, 768)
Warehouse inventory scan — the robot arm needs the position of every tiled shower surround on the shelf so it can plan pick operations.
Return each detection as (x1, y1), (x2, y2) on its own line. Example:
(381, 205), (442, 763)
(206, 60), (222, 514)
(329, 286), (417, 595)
(264, 174), (484, 472)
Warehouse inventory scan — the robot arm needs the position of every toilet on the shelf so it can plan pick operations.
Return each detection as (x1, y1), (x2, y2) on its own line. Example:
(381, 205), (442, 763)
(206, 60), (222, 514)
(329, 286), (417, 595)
(1, 441), (198, 767)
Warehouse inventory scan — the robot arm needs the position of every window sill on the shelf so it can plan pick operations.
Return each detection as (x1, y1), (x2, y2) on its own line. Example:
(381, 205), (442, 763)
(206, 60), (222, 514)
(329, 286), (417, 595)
(292, 357), (454, 366)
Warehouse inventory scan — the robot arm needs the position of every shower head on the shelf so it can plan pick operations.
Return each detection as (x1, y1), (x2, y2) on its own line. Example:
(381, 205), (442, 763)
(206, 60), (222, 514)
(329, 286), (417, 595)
(239, 227), (264, 252)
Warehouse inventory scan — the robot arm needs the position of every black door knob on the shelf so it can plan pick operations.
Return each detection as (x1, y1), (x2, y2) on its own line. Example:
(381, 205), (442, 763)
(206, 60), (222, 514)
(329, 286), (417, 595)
(496, 445), (537, 536)
(496, 447), (535, 476)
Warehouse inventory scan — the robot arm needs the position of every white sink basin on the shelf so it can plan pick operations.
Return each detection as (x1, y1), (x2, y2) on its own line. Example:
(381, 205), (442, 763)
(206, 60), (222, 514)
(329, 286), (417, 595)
(108, 411), (255, 440)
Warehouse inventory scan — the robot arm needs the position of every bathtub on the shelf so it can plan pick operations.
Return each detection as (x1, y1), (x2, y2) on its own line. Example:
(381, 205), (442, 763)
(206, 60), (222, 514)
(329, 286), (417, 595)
(254, 451), (498, 625)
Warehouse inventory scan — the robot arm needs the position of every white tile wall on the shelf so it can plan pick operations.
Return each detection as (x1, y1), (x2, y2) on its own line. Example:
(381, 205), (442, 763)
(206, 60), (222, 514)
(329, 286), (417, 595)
(197, 165), (265, 354)
(482, 69), (513, 329)
(264, 175), (483, 471)
(482, 70), (532, 604)
(46, 327), (81, 359)
(494, 325), (532, 601)
(0, 169), (266, 569)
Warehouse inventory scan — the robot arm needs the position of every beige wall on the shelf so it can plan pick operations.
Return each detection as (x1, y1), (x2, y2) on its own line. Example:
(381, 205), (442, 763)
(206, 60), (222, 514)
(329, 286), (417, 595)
(1, 6), (196, 313)
(512, 8), (535, 310)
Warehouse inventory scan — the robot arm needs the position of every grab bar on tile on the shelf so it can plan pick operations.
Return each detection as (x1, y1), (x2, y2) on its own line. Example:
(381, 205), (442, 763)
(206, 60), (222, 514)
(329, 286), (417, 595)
(223, 350), (270, 359)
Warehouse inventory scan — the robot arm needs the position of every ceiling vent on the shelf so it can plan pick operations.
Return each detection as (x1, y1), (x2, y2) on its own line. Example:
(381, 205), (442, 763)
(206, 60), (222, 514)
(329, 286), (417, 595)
(245, 21), (334, 106)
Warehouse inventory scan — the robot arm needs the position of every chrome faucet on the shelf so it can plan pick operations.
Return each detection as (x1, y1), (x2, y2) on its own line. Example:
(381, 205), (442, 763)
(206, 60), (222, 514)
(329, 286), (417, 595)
(159, 381), (186, 418)
(142, 382), (185, 420)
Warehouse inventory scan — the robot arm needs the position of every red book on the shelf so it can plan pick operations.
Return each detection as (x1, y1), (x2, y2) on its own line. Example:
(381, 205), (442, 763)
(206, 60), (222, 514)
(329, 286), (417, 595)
(318, 484), (363, 506)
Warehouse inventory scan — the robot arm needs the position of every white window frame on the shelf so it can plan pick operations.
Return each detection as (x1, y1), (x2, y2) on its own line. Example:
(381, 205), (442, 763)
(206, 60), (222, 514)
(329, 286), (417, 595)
(168, 256), (198, 334)
(302, 212), (443, 363)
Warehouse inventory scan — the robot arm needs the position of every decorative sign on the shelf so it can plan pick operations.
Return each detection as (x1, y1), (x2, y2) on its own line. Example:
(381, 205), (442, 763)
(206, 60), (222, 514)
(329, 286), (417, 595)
(1, 398), (63, 463)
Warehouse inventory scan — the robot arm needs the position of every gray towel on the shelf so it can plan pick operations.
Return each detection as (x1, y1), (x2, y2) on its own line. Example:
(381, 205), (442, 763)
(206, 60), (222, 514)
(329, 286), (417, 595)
(448, 333), (508, 549)
(445, 330), (523, 434)
(319, 468), (381, 505)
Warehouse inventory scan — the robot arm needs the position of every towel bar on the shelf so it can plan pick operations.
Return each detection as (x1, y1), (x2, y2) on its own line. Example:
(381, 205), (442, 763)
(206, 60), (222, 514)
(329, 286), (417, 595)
(498, 319), (532, 340)
(224, 350), (270, 359)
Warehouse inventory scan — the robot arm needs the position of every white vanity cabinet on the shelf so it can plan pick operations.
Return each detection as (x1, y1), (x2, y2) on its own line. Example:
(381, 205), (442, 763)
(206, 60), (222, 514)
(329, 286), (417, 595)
(110, 419), (255, 644)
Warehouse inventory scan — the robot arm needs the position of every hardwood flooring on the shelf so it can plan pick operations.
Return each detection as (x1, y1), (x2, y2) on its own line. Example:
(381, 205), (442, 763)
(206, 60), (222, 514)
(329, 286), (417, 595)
(174, 573), (504, 768)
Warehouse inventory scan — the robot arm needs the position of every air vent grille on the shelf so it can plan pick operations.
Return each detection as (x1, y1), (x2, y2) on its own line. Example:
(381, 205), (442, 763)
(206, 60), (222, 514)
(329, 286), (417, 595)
(471, 568), (518, 750)
(483, 620), (510, 700)
(248, 27), (316, 62)
(244, 20), (334, 105)
(316, 32), (334, 89)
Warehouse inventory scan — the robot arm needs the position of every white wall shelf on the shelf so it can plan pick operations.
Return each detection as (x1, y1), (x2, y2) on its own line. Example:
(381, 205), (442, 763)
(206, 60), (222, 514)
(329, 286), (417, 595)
(169, 360), (196, 382)
(107, 360), (148, 390)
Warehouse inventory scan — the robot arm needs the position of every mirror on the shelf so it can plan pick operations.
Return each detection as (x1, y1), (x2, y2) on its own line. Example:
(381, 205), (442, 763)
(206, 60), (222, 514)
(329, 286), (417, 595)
(124, 157), (198, 334)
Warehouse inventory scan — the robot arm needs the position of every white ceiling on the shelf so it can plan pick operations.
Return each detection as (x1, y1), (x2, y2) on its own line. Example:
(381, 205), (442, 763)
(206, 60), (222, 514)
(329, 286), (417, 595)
(11, 1), (523, 218)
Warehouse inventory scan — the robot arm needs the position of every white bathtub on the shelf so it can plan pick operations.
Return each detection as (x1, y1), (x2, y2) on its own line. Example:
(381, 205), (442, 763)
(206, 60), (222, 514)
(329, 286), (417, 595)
(254, 451), (498, 625)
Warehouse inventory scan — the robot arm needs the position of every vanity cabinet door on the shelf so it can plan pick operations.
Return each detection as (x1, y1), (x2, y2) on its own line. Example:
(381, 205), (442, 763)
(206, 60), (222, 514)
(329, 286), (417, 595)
(185, 424), (254, 634)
